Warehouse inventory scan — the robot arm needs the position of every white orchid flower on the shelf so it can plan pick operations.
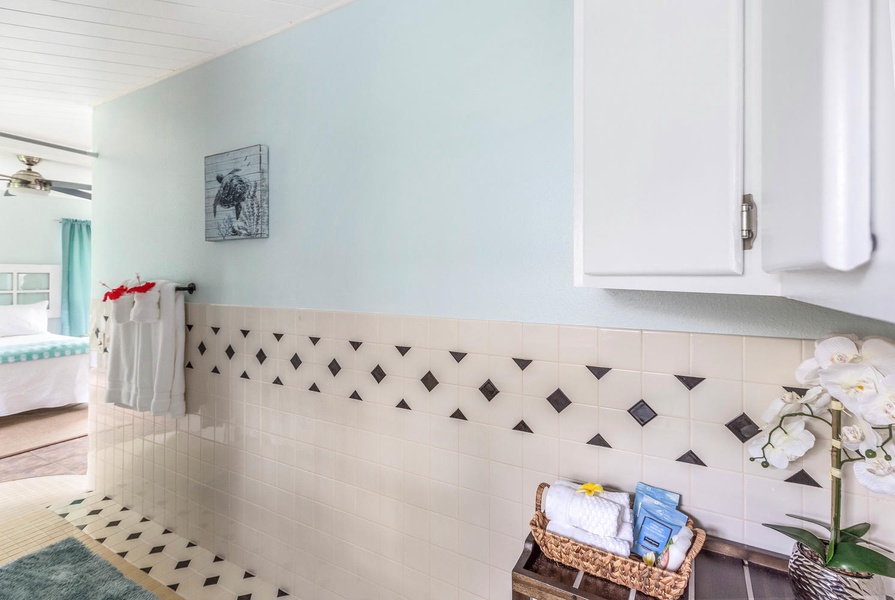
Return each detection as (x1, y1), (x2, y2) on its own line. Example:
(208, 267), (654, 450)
(814, 335), (862, 368)
(748, 418), (816, 469)
(853, 455), (895, 496)
(761, 387), (831, 425)
(819, 363), (880, 415)
(841, 417), (881, 454)
(859, 375), (895, 427)
(795, 358), (821, 386)
(858, 337), (895, 376)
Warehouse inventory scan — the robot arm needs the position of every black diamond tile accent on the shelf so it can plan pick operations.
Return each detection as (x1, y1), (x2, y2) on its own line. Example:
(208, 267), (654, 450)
(310, 336), (320, 345)
(243, 571), (255, 579)
(163, 529), (171, 534)
(421, 371), (439, 392)
(186, 362), (193, 369)
(785, 469), (822, 488)
(141, 567), (152, 574)
(450, 351), (467, 363)
(94, 328), (100, 337)
(278, 590), (288, 598)
(225, 345), (235, 360)
(71, 499), (85, 505)
(274, 333), (284, 341)
(256, 348), (267, 364)
(513, 358), (532, 371)
(587, 434), (611, 448)
(176, 560), (191, 569)
(127, 532), (141, 541)
(204, 576), (220, 586)
(450, 409), (467, 420)
(241, 329), (250, 338)
(169, 584), (179, 592)
(88, 509), (101, 516)
(783, 386), (809, 396)
(309, 383), (320, 393)
(350, 391), (362, 401)
(96, 537), (106, 544)
(371, 365), (386, 383)
(101, 496), (110, 501)
(350, 341), (362, 350)
(117, 551), (128, 557)
(396, 399), (411, 410)
(240, 371), (250, 380)
(237, 595), (251, 600)
(185, 323), (191, 331)
(725, 413), (760, 443)
(628, 400), (657, 426)
(479, 379), (500, 402)
(273, 377), (283, 386)
(586, 366), (612, 380)
(187, 542), (196, 548)
(212, 366), (220, 374)
(140, 517), (149, 523)
(59, 513), (69, 519)
(121, 507), (129, 511)
(198, 341), (207, 355)
(677, 450), (707, 467)
(104, 347), (108, 353)
(214, 556), (223, 563)
(290, 353), (302, 369)
(675, 375), (706, 390)
(513, 420), (534, 433)
(328, 359), (341, 376)
(546, 389), (572, 413)
(108, 520), (120, 527)
(211, 326), (220, 334)
(149, 545), (165, 554)
(396, 345), (411, 356)
(76, 524), (86, 530)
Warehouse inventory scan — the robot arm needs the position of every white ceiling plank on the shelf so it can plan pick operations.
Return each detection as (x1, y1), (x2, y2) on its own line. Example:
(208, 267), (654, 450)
(0, 70), (124, 92)
(0, 22), (215, 62)
(61, 0), (291, 37)
(0, 0), (253, 43)
(0, 38), (203, 71)
(0, 58), (143, 84)
(0, 7), (227, 53)
(0, 86), (104, 104)
(165, 0), (319, 23)
(0, 47), (168, 77)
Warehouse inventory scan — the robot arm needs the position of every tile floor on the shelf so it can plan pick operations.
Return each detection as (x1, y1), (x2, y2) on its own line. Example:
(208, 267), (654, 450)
(53, 493), (294, 600)
(0, 437), (88, 483)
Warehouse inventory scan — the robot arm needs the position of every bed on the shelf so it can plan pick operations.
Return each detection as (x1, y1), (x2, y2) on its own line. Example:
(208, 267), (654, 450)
(0, 268), (89, 417)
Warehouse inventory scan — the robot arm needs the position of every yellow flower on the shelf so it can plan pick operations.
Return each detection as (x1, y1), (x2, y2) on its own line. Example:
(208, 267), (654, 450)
(576, 482), (604, 497)
(643, 551), (656, 567)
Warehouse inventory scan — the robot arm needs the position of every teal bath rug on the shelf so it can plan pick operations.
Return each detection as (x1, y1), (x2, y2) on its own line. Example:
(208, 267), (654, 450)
(0, 537), (158, 600)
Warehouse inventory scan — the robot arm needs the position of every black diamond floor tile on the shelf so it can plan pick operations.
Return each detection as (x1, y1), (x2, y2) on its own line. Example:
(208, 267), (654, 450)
(204, 576), (220, 586)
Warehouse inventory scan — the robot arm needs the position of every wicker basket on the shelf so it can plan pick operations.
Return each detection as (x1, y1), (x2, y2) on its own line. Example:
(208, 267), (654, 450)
(530, 482), (706, 600)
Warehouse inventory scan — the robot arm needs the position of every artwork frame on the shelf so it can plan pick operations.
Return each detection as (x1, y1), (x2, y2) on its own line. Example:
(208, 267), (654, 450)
(205, 144), (269, 241)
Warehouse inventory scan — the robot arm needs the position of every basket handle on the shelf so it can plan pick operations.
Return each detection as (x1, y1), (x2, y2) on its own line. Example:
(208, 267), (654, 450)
(535, 482), (550, 513)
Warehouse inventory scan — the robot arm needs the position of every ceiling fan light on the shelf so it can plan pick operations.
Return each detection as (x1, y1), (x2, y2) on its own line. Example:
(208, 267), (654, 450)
(7, 179), (51, 196)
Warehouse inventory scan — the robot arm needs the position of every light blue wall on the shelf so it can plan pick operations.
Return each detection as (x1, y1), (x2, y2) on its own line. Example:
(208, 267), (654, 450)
(92, 0), (895, 339)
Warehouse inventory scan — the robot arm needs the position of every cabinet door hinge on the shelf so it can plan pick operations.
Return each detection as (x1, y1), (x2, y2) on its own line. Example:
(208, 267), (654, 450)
(742, 194), (756, 250)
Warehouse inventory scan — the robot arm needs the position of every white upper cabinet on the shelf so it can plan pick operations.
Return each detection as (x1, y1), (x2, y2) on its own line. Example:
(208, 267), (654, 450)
(574, 0), (895, 323)
(761, 0), (873, 273)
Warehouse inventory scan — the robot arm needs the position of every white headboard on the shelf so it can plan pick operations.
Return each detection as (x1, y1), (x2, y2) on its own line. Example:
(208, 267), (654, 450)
(0, 264), (62, 319)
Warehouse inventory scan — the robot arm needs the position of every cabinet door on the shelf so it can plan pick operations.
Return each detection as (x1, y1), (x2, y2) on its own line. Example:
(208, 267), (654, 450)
(761, 0), (873, 273)
(576, 0), (745, 276)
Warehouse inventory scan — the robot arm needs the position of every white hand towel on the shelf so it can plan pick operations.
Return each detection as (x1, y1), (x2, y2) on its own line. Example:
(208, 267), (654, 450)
(617, 521), (634, 544)
(130, 290), (160, 322)
(109, 295), (134, 323)
(544, 483), (623, 538)
(546, 520), (632, 557)
(150, 282), (186, 418)
(552, 481), (632, 520)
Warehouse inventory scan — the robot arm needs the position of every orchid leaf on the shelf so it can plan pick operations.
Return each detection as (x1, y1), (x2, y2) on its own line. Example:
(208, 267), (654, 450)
(784, 514), (832, 533)
(764, 524), (825, 558)
(839, 531), (894, 553)
(827, 542), (895, 578)
(841, 523), (871, 538)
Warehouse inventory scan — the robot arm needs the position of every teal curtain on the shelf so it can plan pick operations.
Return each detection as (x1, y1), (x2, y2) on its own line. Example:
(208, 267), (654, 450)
(61, 219), (91, 336)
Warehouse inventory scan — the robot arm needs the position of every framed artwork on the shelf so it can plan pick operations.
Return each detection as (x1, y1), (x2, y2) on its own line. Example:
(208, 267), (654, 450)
(205, 144), (269, 241)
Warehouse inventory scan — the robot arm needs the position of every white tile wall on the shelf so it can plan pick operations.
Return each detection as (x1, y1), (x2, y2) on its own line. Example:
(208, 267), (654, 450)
(89, 303), (895, 599)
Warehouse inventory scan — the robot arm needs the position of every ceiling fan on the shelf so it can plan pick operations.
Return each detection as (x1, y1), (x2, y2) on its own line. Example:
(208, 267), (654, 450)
(0, 155), (91, 200)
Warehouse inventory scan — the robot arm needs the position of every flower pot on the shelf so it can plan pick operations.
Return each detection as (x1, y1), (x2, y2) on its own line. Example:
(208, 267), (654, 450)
(789, 542), (885, 600)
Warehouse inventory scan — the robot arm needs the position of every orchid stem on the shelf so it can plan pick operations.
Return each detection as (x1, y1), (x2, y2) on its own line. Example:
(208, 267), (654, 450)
(828, 403), (843, 564)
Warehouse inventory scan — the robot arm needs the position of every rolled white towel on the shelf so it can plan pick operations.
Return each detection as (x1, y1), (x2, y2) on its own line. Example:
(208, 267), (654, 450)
(544, 483), (576, 524)
(109, 295), (134, 323)
(130, 290), (160, 323)
(617, 521), (634, 544)
(552, 480), (632, 521)
(568, 492), (622, 538)
(546, 520), (632, 557)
